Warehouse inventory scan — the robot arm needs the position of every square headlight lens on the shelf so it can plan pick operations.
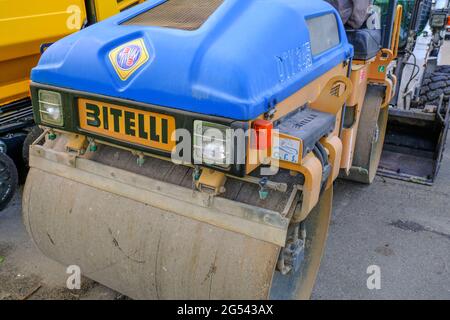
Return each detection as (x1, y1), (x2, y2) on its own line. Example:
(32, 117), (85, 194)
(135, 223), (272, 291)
(193, 121), (232, 168)
(38, 90), (63, 126)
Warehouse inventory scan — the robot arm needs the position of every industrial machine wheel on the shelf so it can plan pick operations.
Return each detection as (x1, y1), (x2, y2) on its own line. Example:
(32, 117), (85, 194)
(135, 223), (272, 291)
(0, 152), (18, 211)
(344, 85), (388, 184)
(433, 65), (450, 73)
(270, 186), (332, 300)
(420, 66), (450, 107)
(22, 126), (44, 167)
(23, 143), (333, 300)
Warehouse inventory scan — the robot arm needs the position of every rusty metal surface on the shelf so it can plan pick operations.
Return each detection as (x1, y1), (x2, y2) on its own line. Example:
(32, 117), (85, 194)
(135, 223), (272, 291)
(89, 145), (299, 213)
(378, 150), (435, 185)
(377, 101), (450, 185)
(123, 0), (224, 30)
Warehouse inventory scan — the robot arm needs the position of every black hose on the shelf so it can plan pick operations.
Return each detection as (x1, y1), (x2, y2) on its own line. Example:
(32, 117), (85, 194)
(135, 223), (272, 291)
(403, 52), (420, 95)
(312, 145), (324, 169)
(316, 142), (329, 166)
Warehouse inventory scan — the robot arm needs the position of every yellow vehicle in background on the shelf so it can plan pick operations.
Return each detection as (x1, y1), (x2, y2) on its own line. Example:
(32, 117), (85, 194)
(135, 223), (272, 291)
(0, 0), (144, 210)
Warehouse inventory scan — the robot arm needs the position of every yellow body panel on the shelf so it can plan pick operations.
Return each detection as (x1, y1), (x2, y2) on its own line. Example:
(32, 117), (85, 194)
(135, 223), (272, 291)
(0, 0), (87, 105)
(0, 0), (145, 106)
(245, 64), (352, 221)
(94, 0), (144, 21)
(78, 98), (176, 152)
(246, 64), (349, 175)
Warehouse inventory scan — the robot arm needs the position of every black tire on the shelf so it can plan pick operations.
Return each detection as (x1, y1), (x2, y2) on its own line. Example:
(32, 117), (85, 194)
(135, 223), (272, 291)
(0, 152), (18, 212)
(434, 65), (450, 74)
(22, 126), (44, 167)
(419, 66), (450, 107)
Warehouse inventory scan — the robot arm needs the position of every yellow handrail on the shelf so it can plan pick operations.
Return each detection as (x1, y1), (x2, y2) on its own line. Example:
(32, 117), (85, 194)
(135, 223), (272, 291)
(390, 5), (403, 59)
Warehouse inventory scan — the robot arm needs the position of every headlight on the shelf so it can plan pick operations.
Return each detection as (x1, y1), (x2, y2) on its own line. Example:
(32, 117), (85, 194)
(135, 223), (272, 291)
(38, 90), (63, 126)
(193, 121), (232, 168)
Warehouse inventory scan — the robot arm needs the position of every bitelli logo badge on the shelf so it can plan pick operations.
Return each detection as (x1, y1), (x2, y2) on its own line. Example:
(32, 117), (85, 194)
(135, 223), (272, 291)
(109, 38), (149, 81)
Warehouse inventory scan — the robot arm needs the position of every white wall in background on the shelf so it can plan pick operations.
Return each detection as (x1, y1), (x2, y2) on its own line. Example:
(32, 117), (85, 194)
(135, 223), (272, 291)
(434, 0), (449, 9)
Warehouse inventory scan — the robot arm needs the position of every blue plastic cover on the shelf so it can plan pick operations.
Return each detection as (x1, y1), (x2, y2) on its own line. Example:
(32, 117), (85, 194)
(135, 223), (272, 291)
(31, 0), (353, 121)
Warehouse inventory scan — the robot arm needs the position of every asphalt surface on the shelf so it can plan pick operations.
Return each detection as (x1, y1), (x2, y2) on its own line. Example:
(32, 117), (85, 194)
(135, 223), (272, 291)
(312, 145), (450, 299)
(0, 44), (449, 301)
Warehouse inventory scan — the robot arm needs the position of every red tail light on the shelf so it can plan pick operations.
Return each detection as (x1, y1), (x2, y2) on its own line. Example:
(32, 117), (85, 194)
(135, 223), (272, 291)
(252, 119), (273, 150)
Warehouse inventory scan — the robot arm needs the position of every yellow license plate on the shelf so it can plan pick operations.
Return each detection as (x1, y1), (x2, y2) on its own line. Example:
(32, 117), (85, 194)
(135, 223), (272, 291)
(78, 98), (176, 152)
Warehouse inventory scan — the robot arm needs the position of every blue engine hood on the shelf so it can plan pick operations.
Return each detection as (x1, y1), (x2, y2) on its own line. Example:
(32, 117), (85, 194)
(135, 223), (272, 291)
(31, 0), (353, 121)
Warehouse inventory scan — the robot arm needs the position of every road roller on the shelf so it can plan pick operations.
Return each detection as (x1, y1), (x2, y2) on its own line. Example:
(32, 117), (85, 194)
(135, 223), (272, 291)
(23, 0), (397, 299)
(328, 0), (402, 184)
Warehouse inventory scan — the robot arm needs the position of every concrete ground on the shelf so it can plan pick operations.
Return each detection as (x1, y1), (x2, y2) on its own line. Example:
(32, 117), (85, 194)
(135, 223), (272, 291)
(312, 142), (450, 300)
(1, 45), (450, 301)
(313, 40), (450, 299)
(440, 39), (450, 66)
(0, 190), (124, 300)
